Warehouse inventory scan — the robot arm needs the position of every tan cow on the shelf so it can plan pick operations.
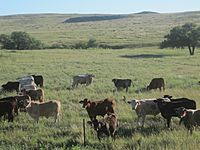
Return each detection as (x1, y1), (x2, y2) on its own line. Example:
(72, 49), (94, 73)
(26, 100), (61, 124)
(22, 89), (44, 102)
(127, 98), (160, 127)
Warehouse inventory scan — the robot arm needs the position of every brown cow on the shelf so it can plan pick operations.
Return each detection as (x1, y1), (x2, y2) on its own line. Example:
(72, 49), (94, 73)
(0, 97), (16, 122)
(79, 97), (115, 121)
(147, 78), (165, 91)
(22, 89), (44, 102)
(91, 113), (118, 141)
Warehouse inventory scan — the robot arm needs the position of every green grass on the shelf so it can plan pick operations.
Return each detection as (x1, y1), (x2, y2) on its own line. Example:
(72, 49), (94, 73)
(0, 48), (200, 149)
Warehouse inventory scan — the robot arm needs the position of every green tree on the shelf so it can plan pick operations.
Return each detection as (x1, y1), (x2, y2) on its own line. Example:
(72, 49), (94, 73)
(160, 23), (200, 55)
(0, 31), (43, 50)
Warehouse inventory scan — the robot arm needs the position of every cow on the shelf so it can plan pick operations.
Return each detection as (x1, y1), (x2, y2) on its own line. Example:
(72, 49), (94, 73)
(126, 97), (160, 127)
(176, 107), (200, 134)
(14, 95), (31, 112)
(0, 97), (16, 122)
(19, 75), (37, 92)
(22, 89), (44, 102)
(154, 97), (196, 128)
(0, 96), (18, 116)
(32, 75), (44, 87)
(72, 74), (95, 88)
(112, 78), (133, 93)
(25, 100), (61, 124)
(147, 78), (165, 91)
(1, 81), (19, 93)
(91, 113), (118, 141)
(79, 98), (115, 121)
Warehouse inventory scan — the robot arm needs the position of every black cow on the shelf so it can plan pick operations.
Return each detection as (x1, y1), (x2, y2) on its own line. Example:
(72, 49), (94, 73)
(0, 97), (16, 122)
(32, 75), (44, 87)
(147, 78), (165, 91)
(1, 81), (19, 93)
(154, 96), (196, 128)
(112, 79), (133, 93)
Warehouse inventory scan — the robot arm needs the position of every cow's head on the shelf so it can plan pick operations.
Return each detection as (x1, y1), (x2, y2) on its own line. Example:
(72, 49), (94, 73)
(128, 100), (140, 110)
(175, 107), (187, 118)
(112, 79), (116, 83)
(163, 95), (173, 99)
(79, 98), (91, 108)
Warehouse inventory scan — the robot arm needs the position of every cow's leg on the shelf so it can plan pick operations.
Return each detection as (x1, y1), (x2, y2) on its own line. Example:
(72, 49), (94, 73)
(141, 115), (146, 128)
(167, 117), (171, 128)
(137, 116), (141, 127)
(126, 87), (128, 93)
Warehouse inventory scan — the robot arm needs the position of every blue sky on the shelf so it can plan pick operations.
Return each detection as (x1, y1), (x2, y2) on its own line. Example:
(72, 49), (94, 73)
(0, 0), (200, 16)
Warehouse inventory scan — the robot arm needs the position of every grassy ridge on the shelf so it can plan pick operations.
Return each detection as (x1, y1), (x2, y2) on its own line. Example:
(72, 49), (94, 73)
(0, 11), (200, 47)
(0, 48), (200, 149)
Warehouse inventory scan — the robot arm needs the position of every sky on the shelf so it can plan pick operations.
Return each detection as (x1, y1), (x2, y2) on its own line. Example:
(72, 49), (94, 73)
(0, 0), (200, 16)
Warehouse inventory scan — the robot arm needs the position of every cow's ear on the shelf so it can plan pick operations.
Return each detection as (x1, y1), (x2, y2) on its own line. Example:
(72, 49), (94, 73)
(127, 101), (131, 104)
(153, 100), (158, 103)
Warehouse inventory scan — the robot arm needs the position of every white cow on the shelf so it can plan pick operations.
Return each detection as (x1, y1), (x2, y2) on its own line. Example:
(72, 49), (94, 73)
(19, 75), (37, 91)
(127, 98), (160, 127)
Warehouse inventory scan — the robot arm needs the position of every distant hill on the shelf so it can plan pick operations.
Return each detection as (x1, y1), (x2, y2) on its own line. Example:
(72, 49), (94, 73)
(64, 15), (127, 23)
(136, 11), (159, 14)
(0, 11), (200, 48)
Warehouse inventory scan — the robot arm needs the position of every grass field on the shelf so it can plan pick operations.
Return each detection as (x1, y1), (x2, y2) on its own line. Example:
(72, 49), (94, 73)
(1, 48), (200, 149)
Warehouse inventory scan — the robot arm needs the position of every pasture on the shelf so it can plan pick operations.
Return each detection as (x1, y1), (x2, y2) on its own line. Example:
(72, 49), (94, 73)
(1, 48), (200, 149)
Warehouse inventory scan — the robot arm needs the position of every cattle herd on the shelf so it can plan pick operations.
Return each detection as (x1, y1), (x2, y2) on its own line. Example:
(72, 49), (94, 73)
(0, 74), (200, 142)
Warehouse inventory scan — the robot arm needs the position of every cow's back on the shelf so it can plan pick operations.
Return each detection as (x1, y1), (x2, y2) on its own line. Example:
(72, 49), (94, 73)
(39, 100), (60, 117)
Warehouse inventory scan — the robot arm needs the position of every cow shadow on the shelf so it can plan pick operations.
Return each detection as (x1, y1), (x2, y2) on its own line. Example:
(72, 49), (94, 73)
(120, 54), (171, 59)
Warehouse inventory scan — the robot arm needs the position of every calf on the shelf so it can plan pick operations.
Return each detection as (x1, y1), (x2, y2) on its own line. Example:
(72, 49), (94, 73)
(22, 89), (44, 102)
(112, 78), (133, 93)
(91, 113), (118, 141)
(79, 98), (115, 121)
(127, 98), (160, 127)
(154, 97), (196, 128)
(26, 100), (61, 124)
(147, 78), (165, 91)
(72, 74), (95, 88)
(176, 107), (200, 134)
(1, 81), (19, 93)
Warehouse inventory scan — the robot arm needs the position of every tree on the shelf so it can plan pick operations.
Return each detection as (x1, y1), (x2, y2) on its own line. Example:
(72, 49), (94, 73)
(0, 31), (43, 50)
(160, 23), (200, 55)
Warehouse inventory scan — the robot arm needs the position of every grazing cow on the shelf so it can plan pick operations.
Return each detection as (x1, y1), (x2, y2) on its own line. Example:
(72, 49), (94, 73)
(0, 96), (18, 116)
(127, 97), (160, 127)
(19, 75), (37, 92)
(154, 97), (196, 128)
(112, 78), (133, 93)
(91, 113), (118, 141)
(22, 89), (44, 102)
(1, 81), (19, 93)
(176, 107), (200, 134)
(0, 97), (16, 122)
(32, 75), (44, 87)
(26, 100), (61, 124)
(72, 74), (95, 88)
(14, 95), (31, 112)
(79, 98), (115, 121)
(147, 78), (165, 91)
